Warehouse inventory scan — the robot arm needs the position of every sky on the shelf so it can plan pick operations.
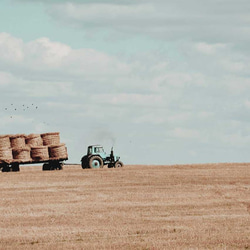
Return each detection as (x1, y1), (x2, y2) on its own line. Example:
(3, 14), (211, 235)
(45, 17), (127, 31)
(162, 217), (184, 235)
(1, 0), (250, 165)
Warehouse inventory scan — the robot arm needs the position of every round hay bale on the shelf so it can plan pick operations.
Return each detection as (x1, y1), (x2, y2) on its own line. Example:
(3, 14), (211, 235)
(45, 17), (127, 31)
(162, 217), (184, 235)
(49, 143), (68, 159)
(0, 135), (11, 149)
(41, 132), (60, 146)
(12, 147), (31, 162)
(25, 134), (43, 147)
(31, 146), (49, 161)
(10, 134), (26, 149)
(0, 147), (13, 163)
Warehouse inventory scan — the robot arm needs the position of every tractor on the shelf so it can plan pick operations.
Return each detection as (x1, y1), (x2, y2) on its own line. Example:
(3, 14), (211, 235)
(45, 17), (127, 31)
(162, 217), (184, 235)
(81, 145), (123, 169)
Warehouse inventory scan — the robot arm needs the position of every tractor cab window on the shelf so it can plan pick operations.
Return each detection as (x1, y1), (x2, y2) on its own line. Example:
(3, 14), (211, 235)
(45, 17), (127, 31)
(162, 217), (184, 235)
(94, 148), (99, 153)
(88, 147), (92, 154)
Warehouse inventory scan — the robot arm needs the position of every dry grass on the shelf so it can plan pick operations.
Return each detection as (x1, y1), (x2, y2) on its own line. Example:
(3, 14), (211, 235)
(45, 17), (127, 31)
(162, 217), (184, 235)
(0, 163), (249, 249)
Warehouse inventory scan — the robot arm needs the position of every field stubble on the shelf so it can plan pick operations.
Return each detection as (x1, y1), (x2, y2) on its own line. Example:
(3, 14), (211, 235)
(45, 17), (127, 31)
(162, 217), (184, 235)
(0, 163), (249, 249)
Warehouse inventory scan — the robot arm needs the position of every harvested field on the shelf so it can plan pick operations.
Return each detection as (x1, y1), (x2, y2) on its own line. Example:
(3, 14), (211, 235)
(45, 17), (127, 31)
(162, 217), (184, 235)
(0, 163), (249, 249)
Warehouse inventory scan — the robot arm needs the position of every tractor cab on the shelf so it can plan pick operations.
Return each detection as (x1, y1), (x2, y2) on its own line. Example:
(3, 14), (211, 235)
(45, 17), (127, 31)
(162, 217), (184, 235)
(87, 145), (107, 160)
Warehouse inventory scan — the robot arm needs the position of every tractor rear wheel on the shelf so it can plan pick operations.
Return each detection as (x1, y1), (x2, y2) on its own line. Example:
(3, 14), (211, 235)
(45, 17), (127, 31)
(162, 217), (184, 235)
(81, 155), (88, 169)
(114, 161), (123, 168)
(88, 156), (104, 169)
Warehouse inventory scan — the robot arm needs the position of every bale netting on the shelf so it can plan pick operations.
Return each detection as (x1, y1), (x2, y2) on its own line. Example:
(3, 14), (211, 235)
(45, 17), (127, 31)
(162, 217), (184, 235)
(49, 143), (68, 160)
(10, 134), (26, 149)
(12, 147), (31, 162)
(25, 134), (43, 147)
(31, 146), (49, 161)
(41, 132), (60, 146)
(0, 135), (11, 149)
(0, 147), (13, 163)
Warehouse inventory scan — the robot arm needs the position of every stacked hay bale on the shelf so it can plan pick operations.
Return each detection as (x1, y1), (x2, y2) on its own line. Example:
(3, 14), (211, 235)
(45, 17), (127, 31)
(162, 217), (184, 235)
(0, 148), (13, 163)
(10, 134), (26, 148)
(0, 135), (11, 148)
(49, 143), (68, 160)
(26, 134), (49, 162)
(25, 134), (43, 147)
(0, 135), (13, 163)
(12, 147), (31, 162)
(0, 132), (68, 164)
(41, 132), (60, 146)
(41, 132), (68, 160)
(30, 146), (49, 161)
(10, 134), (31, 163)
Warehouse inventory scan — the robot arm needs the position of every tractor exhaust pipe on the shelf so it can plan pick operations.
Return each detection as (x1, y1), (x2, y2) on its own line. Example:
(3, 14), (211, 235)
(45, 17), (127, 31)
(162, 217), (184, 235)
(110, 147), (114, 163)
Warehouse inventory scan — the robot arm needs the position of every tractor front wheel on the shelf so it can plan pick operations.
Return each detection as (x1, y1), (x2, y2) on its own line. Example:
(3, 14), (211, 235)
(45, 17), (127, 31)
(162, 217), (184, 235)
(114, 161), (123, 168)
(88, 156), (104, 169)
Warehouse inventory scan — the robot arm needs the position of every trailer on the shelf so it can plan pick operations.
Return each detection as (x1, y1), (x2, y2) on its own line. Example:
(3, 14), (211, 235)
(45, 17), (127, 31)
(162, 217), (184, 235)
(0, 157), (68, 172)
(0, 132), (68, 172)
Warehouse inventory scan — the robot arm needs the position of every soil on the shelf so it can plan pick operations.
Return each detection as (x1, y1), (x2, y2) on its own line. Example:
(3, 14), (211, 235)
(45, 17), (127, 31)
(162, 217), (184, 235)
(0, 163), (249, 249)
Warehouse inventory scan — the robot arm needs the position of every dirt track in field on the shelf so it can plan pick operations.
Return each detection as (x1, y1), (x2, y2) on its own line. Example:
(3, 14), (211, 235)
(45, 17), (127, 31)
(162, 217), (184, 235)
(0, 163), (249, 249)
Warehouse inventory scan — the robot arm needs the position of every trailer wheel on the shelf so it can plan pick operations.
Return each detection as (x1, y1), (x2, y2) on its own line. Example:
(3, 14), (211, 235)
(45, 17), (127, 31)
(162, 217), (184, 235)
(115, 161), (123, 168)
(43, 163), (50, 171)
(58, 162), (63, 170)
(12, 163), (20, 172)
(49, 162), (56, 170)
(89, 156), (104, 169)
(2, 165), (10, 172)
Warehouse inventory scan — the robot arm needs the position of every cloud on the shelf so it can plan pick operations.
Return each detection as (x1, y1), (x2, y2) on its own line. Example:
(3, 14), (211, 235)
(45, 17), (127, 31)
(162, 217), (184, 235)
(23, 81), (76, 97)
(244, 100), (250, 109)
(153, 72), (206, 89)
(14, 0), (139, 4)
(169, 127), (200, 139)
(43, 1), (250, 43)
(90, 93), (164, 106)
(0, 33), (24, 63)
(195, 43), (228, 55)
(133, 112), (167, 125)
(0, 72), (14, 86)
(220, 130), (250, 148)
(25, 37), (72, 68)
(0, 33), (130, 82)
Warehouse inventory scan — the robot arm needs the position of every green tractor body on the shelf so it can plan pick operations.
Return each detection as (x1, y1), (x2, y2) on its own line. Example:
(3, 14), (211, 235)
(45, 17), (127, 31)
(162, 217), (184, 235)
(81, 145), (123, 169)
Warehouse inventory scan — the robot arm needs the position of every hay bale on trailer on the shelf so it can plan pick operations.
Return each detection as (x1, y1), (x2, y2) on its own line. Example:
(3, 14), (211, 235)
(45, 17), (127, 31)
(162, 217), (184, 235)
(41, 132), (60, 146)
(0, 147), (13, 163)
(49, 143), (68, 160)
(0, 135), (11, 149)
(10, 134), (26, 149)
(12, 147), (31, 162)
(31, 146), (49, 161)
(25, 134), (43, 147)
